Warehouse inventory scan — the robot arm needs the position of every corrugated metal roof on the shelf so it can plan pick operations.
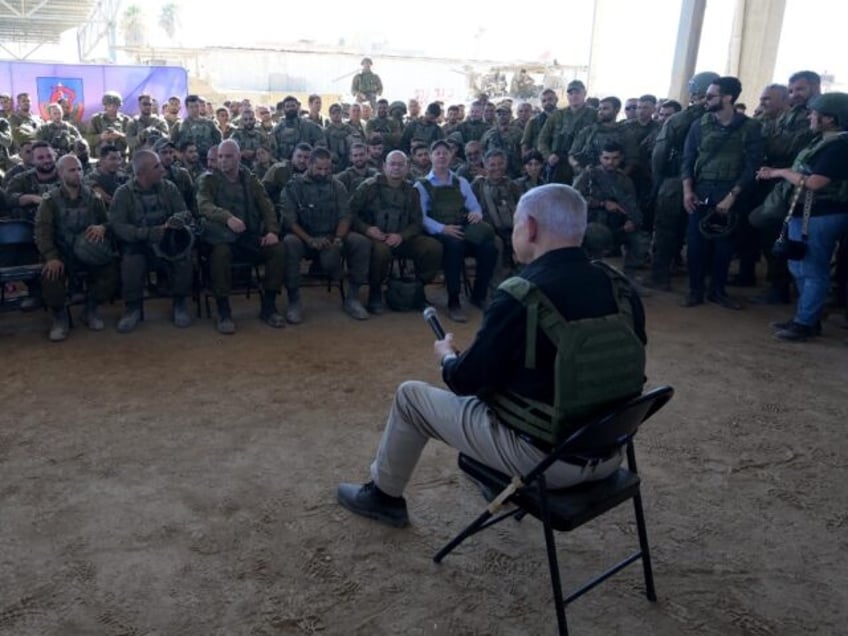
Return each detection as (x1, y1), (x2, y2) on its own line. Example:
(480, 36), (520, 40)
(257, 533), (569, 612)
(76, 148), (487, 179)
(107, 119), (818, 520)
(0, 0), (95, 43)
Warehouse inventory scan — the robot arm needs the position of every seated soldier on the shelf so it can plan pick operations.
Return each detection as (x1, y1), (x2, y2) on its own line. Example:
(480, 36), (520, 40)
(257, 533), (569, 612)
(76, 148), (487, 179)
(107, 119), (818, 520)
(36, 103), (83, 157)
(279, 147), (372, 323)
(514, 150), (546, 193)
(6, 141), (61, 220)
(336, 142), (377, 194)
(86, 144), (128, 207)
(197, 140), (286, 334)
(573, 141), (648, 288)
(456, 140), (486, 181)
(415, 139), (497, 322)
(261, 142), (311, 208)
(34, 154), (118, 341)
(366, 133), (386, 172)
(408, 141), (431, 180)
(109, 149), (195, 332)
(350, 150), (443, 313)
(472, 149), (524, 286)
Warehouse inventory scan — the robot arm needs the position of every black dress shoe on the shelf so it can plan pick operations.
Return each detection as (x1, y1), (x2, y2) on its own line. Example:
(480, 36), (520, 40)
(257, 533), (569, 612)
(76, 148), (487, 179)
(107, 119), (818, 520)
(775, 322), (817, 341)
(770, 318), (821, 335)
(706, 291), (742, 310)
(336, 481), (409, 528)
(680, 293), (704, 307)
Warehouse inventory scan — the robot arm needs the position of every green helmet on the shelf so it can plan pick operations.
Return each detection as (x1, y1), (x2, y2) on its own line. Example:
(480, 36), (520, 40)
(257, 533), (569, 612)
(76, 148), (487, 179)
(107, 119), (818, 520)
(73, 233), (115, 266)
(582, 222), (613, 257)
(102, 91), (123, 107)
(688, 72), (720, 97)
(389, 100), (407, 116)
(808, 92), (848, 129)
(698, 206), (737, 240)
(153, 225), (194, 261)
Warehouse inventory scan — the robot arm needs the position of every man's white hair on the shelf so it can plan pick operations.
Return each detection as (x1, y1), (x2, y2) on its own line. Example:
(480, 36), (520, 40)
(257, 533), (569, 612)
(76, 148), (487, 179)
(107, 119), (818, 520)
(515, 183), (587, 242)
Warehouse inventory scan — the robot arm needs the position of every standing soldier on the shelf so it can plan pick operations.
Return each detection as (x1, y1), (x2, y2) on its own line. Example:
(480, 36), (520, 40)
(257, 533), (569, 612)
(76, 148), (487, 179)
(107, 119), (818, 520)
(351, 57), (383, 109)
(648, 71), (719, 291)
(36, 103), (82, 157)
(681, 76), (763, 310)
(126, 94), (169, 153)
(109, 150), (195, 332)
(400, 102), (445, 154)
(325, 103), (356, 172)
(197, 140), (286, 334)
(231, 107), (276, 171)
(86, 91), (129, 158)
(366, 99), (402, 151)
(173, 94), (223, 162)
(457, 101), (489, 144)
(537, 80), (596, 184)
(34, 154), (117, 341)
(8, 92), (42, 149)
(569, 96), (638, 176)
(350, 150), (442, 313)
(279, 147), (372, 322)
(272, 96), (325, 162)
(481, 104), (524, 178)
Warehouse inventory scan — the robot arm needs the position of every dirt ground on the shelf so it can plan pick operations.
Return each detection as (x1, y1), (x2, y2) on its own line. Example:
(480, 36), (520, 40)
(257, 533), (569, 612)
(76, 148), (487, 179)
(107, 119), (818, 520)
(1, 276), (847, 636)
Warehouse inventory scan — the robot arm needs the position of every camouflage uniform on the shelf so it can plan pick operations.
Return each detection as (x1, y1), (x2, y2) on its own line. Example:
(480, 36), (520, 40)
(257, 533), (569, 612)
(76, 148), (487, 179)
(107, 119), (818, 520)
(573, 165), (647, 276)
(351, 70), (383, 108)
(480, 125), (524, 178)
(400, 120), (444, 153)
(5, 168), (61, 220)
(34, 184), (118, 310)
(471, 174), (523, 285)
(350, 174), (442, 290)
(536, 105), (597, 183)
(337, 165), (378, 194)
(457, 119), (489, 144)
(569, 122), (639, 173)
(172, 116), (222, 160)
(196, 166), (286, 299)
(324, 121), (357, 172)
(271, 118), (325, 162)
(279, 173), (371, 294)
(36, 121), (82, 156)
(365, 115), (402, 151)
(231, 127), (276, 170)
(86, 112), (130, 157)
(126, 113), (170, 152)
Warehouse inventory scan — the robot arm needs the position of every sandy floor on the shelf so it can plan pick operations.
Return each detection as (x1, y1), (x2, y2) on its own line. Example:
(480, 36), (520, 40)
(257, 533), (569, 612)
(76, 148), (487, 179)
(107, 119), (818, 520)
(1, 276), (847, 635)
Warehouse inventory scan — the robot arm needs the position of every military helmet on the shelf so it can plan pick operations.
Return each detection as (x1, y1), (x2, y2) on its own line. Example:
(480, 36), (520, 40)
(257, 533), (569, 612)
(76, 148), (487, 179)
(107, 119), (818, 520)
(153, 225), (194, 261)
(389, 100), (407, 115)
(808, 92), (848, 129)
(361, 57), (373, 66)
(73, 233), (115, 266)
(698, 206), (738, 239)
(102, 91), (123, 106)
(582, 222), (614, 257)
(688, 72), (720, 97)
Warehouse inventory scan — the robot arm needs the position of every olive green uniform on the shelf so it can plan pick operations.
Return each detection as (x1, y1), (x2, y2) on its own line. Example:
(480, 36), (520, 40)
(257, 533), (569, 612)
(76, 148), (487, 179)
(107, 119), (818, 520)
(109, 177), (193, 302)
(472, 174), (523, 286)
(86, 112), (130, 157)
(5, 168), (61, 220)
(400, 120), (444, 153)
(126, 114), (170, 152)
(231, 127), (276, 171)
(457, 119), (489, 144)
(350, 174), (442, 289)
(34, 184), (117, 309)
(480, 125), (524, 178)
(351, 70), (383, 108)
(337, 165), (378, 194)
(365, 116), (402, 151)
(8, 111), (42, 148)
(172, 116), (222, 160)
(196, 166), (285, 298)
(85, 168), (129, 207)
(324, 122), (358, 172)
(36, 121), (83, 156)
(536, 105), (596, 184)
(164, 163), (195, 213)
(569, 121), (639, 173)
(271, 118), (325, 162)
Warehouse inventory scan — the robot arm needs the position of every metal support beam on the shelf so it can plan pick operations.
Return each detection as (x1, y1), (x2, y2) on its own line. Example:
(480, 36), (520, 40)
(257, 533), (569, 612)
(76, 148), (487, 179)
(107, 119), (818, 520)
(77, 0), (120, 62)
(668, 0), (707, 104)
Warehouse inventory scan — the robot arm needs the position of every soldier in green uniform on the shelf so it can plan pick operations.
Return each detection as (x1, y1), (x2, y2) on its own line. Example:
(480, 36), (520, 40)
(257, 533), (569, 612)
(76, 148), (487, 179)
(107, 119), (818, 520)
(163, 96), (182, 137)
(86, 91), (129, 158)
(34, 154), (117, 341)
(3, 139), (34, 188)
(8, 92), (42, 149)
(154, 139), (195, 213)
(647, 71), (719, 290)
(231, 107), (276, 172)
(126, 94), (170, 153)
(325, 103), (357, 172)
(6, 141), (60, 220)
(573, 141), (647, 285)
(347, 103), (366, 141)
(537, 80), (596, 184)
(279, 147), (372, 322)
(350, 150), (442, 313)
(366, 134), (386, 172)
(177, 140), (205, 182)
(400, 102), (444, 153)
(272, 96), (325, 162)
(457, 101), (489, 144)
(408, 142), (432, 181)
(172, 94), (223, 163)
(456, 141), (485, 181)
(36, 103), (82, 157)
(366, 99), (403, 152)
(197, 140), (286, 334)
(481, 104), (524, 178)
(262, 142), (310, 207)
(86, 144), (128, 207)
(441, 105), (462, 138)
(472, 148), (523, 287)
(337, 142), (378, 193)
(569, 96), (638, 175)
(109, 149), (195, 332)
(514, 149), (546, 193)
(351, 57), (383, 109)
(681, 76), (763, 310)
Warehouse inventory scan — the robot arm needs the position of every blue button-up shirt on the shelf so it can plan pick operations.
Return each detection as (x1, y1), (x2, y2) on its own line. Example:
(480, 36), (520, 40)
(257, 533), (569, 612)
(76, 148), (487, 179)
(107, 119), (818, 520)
(413, 170), (482, 235)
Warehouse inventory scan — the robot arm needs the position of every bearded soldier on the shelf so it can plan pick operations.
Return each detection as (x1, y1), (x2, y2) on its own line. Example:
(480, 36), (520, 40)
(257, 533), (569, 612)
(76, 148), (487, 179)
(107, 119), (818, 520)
(272, 96), (325, 162)
(126, 94), (170, 152)
(537, 80), (596, 184)
(86, 91), (129, 158)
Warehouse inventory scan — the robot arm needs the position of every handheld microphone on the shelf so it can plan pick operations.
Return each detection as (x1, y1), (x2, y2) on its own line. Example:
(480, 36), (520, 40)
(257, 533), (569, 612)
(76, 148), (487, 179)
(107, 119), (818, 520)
(422, 306), (446, 339)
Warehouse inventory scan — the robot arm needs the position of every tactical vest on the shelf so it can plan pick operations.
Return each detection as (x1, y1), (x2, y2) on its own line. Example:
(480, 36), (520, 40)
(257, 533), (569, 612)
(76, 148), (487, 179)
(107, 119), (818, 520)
(792, 132), (848, 211)
(693, 114), (758, 182)
(488, 262), (646, 446)
(274, 120), (306, 161)
(127, 182), (178, 230)
(478, 179), (518, 230)
(657, 104), (705, 178)
(181, 119), (217, 154)
(48, 186), (101, 256)
(574, 123), (623, 167)
(286, 177), (340, 236)
(406, 121), (441, 147)
(41, 122), (76, 155)
(358, 71), (379, 94)
(325, 124), (352, 168)
(419, 175), (466, 224)
(232, 128), (264, 156)
(361, 177), (413, 234)
(553, 107), (596, 156)
(459, 120), (489, 142)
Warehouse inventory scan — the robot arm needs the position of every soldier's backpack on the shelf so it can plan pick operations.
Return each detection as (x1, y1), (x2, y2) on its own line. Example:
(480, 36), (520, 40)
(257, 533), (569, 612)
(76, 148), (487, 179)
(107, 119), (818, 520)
(385, 275), (426, 312)
(488, 261), (646, 446)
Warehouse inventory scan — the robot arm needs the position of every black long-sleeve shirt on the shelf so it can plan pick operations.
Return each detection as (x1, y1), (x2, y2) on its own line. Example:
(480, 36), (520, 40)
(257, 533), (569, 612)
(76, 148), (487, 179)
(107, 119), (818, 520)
(442, 247), (647, 407)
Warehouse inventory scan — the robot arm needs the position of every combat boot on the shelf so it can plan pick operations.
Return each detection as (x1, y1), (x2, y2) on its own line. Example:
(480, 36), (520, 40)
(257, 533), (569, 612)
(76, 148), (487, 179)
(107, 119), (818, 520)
(216, 297), (235, 335)
(366, 285), (384, 315)
(48, 307), (70, 342)
(80, 298), (105, 331)
(260, 291), (285, 328)
(117, 301), (143, 333)
(343, 283), (368, 320)
(173, 296), (192, 328)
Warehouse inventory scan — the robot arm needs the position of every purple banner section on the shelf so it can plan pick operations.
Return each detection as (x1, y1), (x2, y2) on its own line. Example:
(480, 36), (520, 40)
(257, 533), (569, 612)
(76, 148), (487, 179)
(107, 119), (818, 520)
(0, 62), (188, 123)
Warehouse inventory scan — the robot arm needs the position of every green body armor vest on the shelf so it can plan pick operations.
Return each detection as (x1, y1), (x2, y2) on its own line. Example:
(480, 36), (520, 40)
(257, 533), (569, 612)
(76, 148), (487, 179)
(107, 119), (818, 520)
(792, 132), (848, 208)
(362, 179), (413, 234)
(420, 175), (495, 245)
(693, 114), (758, 182)
(488, 262), (646, 446)
(50, 186), (100, 256)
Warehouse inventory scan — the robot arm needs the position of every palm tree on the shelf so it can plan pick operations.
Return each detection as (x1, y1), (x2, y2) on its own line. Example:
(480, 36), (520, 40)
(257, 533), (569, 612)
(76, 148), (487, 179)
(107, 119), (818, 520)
(158, 2), (180, 41)
(120, 5), (147, 47)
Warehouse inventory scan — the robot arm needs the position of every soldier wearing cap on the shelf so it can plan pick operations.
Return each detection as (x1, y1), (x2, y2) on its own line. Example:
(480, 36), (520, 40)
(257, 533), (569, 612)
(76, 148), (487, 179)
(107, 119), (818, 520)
(34, 154), (117, 341)
(36, 103), (83, 157)
(127, 94), (170, 153)
(109, 149), (195, 333)
(272, 96), (325, 162)
(481, 103), (523, 178)
(366, 99), (402, 151)
(352, 57), (383, 109)
(173, 94), (223, 162)
(86, 91), (129, 158)
(155, 138), (195, 213)
(400, 102), (445, 153)
(537, 79), (596, 184)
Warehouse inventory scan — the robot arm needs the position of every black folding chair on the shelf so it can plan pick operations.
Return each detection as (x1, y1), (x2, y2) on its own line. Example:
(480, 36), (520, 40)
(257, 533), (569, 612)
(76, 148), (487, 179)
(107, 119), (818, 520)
(434, 385), (674, 636)
(0, 219), (42, 312)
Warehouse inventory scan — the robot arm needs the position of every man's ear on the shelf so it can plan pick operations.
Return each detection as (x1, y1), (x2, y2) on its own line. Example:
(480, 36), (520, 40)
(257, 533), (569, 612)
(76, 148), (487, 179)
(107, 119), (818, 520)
(526, 215), (538, 242)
